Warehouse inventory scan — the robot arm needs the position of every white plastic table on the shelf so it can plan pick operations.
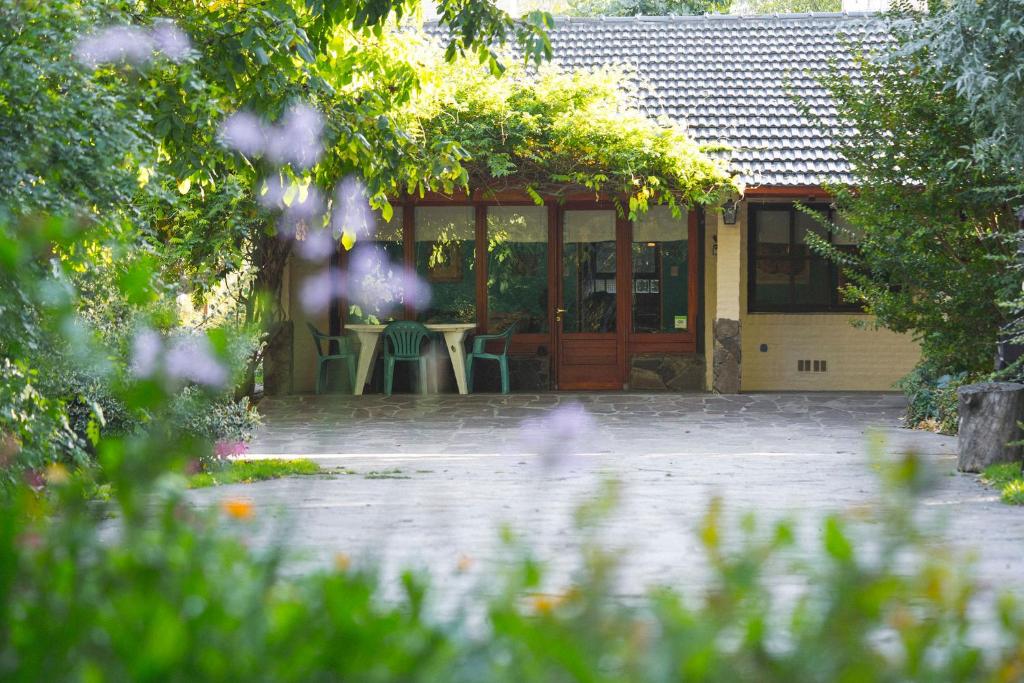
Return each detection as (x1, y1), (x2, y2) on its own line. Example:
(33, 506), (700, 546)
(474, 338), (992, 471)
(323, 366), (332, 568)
(346, 323), (477, 395)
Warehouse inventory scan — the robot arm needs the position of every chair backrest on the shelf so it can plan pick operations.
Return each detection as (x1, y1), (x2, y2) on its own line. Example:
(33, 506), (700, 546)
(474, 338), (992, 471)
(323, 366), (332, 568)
(383, 321), (430, 360)
(498, 320), (517, 354)
(306, 322), (327, 359)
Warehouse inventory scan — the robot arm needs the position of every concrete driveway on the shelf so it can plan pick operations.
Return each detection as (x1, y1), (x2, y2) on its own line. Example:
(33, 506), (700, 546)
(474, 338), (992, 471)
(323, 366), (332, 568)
(188, 393), (1021, 606)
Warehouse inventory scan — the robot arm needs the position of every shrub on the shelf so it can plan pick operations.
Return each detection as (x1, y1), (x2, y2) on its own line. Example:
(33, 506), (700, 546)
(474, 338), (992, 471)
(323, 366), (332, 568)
(897, 363), (972, 434)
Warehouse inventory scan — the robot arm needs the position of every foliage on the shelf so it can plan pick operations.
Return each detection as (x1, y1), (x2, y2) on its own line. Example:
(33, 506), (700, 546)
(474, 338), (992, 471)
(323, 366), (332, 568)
(896, 363), (971, 434)
(561, 0), (732, 16)
(404, 55), (739, 217)
(731, 0), (839, 13)
(982, 462), (1024, 506)
(169, 390), (262, 447)
(806, 12), (1020, 377)
(188, 458), (319, 488)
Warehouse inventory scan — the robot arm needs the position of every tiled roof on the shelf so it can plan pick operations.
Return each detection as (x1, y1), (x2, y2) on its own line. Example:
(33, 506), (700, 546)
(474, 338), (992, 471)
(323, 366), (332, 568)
(431, 13), (890, 188)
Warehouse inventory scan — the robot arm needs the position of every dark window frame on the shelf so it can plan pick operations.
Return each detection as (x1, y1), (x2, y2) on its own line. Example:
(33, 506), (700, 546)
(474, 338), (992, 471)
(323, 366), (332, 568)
(747, 202), (861, 313)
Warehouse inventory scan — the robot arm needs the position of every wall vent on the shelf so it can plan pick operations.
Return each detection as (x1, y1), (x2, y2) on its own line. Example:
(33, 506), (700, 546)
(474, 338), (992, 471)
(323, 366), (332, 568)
(798, 360), (828, 373)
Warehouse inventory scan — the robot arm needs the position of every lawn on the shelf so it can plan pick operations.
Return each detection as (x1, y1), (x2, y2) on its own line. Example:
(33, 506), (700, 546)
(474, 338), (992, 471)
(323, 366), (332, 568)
(189, 459), (321, 488)
(982, 462), (1024, 505)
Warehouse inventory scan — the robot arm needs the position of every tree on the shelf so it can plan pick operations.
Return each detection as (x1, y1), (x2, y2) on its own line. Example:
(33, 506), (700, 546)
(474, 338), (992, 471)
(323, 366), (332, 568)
(562, 0), (732, 17)
(806, 12), (1019, 376)
(730, 0), (839, 14)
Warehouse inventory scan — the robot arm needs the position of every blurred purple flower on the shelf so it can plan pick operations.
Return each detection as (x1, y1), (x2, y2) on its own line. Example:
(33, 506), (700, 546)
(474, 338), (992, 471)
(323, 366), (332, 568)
(332, 176), (373, 239)
(346, 244), (431, 315)
(518, 402), (596, 469)
(75, 20), (190, 67)
(75, 25), (154, 66)
(299, 267), (346, 314)
(165, 335), (228, 388)
(220, 111), (266, 157)
(150, 19), (191, 61)
(296, 228), (336, 262)
(129, 328), (162, 379)
(266, 104), (324, 170)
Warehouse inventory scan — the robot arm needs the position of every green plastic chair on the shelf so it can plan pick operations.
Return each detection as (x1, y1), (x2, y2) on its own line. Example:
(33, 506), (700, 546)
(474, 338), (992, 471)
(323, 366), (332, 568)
(306, 323), (357, 394)
(466, 322), (517, 394)
(382, 321), (434, 396)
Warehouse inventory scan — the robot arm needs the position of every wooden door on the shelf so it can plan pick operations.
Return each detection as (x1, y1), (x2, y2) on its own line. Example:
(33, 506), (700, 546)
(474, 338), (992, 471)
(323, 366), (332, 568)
(554, 208), (625, 390)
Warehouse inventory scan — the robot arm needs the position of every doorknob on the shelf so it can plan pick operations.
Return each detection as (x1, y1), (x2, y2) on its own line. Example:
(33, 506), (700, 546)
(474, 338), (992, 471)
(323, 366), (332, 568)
(555, 308), (567, 322)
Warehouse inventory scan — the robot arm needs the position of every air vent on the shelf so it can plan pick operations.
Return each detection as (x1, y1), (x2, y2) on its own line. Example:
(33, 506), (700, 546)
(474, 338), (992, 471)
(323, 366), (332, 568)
(798, 359), (828, 373)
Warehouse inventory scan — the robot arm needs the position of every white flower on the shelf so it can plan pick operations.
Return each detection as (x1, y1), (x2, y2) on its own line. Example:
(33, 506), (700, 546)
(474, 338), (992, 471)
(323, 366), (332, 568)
(299, 267), (346, 314)
(332, 176), (373, 239)
(75, 25), (154, 67)
(518, 402), (596, 469)
(219, 111), (266, 157)
(150, 19), (191, 62)
(266, 104), (324, 170)
(129, 328), (162, 379)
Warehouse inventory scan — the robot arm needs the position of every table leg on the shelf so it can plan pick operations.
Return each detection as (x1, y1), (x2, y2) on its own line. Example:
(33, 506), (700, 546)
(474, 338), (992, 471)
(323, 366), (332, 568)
(352, 331), (381, 396)
(443, 330), (469, 395)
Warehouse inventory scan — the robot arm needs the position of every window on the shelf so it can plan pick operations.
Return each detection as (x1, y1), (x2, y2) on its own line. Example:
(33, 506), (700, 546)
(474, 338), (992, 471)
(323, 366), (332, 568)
(414, 206), (476, 323)
(562, 210), (617, 333)
(748, 203), (859, 312)
(346, 206), (404, 324)
(487, 206), (548, 333)
(632, 206), (689, 332)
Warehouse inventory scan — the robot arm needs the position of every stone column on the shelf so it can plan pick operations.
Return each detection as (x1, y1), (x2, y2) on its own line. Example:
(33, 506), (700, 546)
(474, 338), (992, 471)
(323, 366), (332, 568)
(712, 204), (743, 393)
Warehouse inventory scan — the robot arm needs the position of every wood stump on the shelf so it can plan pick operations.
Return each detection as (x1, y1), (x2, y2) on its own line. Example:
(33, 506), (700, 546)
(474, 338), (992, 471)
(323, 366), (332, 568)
(956, 382), (1024, 473)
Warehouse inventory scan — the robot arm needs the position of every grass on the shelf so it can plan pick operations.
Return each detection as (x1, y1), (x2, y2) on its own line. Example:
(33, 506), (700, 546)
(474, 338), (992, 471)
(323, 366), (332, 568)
(981, 463), (1024, 505)
(363, 468), (410, 480)
(189, 459), (321, 489)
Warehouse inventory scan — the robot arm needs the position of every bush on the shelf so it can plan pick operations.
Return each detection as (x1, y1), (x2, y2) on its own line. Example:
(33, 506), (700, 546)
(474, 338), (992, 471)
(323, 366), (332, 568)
(4, 452), (1024, 681)
(897, 363), (972, 434)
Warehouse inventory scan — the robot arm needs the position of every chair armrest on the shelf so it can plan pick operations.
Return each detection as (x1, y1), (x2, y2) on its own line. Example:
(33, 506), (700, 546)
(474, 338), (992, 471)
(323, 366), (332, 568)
(470, 333), (503, 353)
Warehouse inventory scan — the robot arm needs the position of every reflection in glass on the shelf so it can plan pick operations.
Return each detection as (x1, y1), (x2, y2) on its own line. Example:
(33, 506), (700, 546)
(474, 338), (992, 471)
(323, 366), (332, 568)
(632, 206), (688, 332)
(414, 206), (476, 323)
(562, 210), (616, 333)
(347, 206), (404, 324)
(487, 206), (548, 333)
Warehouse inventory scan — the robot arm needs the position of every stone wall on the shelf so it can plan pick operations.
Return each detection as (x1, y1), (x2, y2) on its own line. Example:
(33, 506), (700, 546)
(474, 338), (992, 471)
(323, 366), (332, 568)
(469, 352), (552, 392)
(629, 354), (705, 391)
(713, 318), (741, 393)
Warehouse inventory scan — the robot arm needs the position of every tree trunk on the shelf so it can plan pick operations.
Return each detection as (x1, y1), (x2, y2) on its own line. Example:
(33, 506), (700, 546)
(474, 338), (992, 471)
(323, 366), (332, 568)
(956, 381), (1024, 473)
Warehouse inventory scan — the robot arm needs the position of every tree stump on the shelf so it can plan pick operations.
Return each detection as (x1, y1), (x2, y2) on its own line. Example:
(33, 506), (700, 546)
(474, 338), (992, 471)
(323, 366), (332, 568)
(956, 382), (1024, 473)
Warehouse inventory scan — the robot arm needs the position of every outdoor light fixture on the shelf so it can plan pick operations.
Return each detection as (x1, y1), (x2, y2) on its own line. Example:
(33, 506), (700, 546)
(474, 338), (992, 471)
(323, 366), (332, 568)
(722, 198), (739, 225)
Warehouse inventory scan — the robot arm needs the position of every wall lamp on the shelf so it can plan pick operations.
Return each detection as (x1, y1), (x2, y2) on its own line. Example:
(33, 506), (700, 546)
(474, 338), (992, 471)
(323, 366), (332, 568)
(722, 198), (740, 225)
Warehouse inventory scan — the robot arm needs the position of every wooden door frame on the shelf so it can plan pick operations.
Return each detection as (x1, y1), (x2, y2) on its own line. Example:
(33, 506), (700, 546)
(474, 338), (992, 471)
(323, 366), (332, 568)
(552, 202), (629, 390)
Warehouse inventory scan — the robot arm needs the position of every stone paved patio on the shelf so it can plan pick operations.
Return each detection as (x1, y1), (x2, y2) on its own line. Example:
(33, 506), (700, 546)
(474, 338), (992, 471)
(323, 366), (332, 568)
(188, 392), (1022, 608)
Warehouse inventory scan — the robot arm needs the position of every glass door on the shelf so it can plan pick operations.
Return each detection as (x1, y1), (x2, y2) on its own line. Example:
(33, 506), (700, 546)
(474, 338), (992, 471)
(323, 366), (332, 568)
(555, 209), (623, 390)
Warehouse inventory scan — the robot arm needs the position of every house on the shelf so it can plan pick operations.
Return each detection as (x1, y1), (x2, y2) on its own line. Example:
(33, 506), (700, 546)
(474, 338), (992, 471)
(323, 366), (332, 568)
(277, 12), (919, 394)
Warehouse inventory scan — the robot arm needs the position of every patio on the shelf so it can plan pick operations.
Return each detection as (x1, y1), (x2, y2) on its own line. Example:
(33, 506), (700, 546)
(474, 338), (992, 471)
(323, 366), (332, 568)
(189, 392), (1022, 606)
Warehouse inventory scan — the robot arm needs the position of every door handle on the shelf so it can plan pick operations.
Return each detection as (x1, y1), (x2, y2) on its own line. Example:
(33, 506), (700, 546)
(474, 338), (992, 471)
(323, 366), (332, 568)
(555, 308), (567, 322)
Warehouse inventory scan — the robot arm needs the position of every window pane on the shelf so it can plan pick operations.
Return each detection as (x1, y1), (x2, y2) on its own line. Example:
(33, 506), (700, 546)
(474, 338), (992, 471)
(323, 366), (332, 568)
(632, 206), (689, 332)
(347, 206), (405, 324)
(793, 211), (830, 306)
(754, 209), (793, 306)
(415, 206), (476, 323)
(487, 206), (548, 333)
(562, 210), (616, 333)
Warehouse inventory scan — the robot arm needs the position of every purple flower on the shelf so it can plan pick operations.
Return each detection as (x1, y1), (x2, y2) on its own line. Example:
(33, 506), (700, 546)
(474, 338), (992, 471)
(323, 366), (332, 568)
(518, 402), (596, 469)
(75, 20), (190, 67)
(299, 267), (346, 314)
(345, 245), (431, 316)
(75, 25), (154, 66)
(332, 176), (373, 240)
(220, 111), (266, 157)
(266, 104), (324, 170)
(213, 440), (248, 460)
(295, 228), (336, 262)
(165, 335), (228, 388)
(150, 20), (191, 62)
(129, 328), (162, 379)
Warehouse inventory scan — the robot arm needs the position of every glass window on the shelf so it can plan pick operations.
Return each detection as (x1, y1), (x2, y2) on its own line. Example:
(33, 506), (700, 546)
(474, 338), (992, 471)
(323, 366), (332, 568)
(487, 206), (548, 333)
(632, 206), (689, 332)
(346, 206), (405, 324)
(749, 204), (860, 312)
(414, 206), (476, 323)
(562, 210), (617, 333)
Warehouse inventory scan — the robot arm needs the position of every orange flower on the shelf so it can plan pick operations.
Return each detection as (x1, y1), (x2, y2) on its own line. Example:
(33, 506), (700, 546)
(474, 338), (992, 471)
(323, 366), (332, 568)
(334, 553), (351, 572)
(222, 498), (254, 520)
(456, 554), (474, 573)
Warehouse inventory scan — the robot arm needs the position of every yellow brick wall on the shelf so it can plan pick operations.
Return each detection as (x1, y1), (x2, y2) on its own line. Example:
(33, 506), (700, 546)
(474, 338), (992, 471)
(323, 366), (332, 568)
(287, 255), (330, 394)
(741, 314), (920, 391)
